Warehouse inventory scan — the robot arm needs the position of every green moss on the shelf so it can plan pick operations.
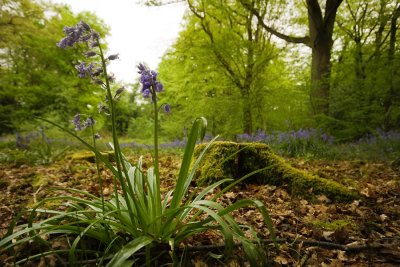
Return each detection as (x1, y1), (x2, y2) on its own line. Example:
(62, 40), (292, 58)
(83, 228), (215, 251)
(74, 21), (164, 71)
(32, 174), (50, 187)
(194, 141), (359, 202)
(67, 151), (115, 163)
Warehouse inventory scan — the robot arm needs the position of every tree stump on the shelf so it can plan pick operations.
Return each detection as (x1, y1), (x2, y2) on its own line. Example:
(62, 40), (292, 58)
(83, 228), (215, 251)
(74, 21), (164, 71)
(194, 141), (359, 202)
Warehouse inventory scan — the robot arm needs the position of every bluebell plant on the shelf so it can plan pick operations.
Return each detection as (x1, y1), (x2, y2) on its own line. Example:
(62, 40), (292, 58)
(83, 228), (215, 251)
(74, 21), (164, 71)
(0, 20), (276, 266)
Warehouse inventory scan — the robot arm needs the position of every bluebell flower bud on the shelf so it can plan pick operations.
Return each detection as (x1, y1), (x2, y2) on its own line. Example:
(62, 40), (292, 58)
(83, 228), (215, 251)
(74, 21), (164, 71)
(107, 54), (119, 60)
(75, 62), (87, 78)
(155, 82), (163, 92)
(143, 89), (151, 98)
(98, 102), (109, 113)
(164, 104), (171, 113)
(89, 41), (99, 48)
(85, 51), (97, 58)
(92, 67), (103, 77)
(114, 87), (125, 99)
(79, 20), (91, 31)
(107, 74), (115, 83)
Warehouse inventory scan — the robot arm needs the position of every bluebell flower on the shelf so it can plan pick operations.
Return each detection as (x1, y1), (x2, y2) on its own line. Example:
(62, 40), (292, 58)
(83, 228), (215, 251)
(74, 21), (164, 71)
(75, 62), (94, 78)
(57, 20), (95, 49)
(164, 104), (170, 113)
(137, 64), (164, 98)
(72, 114), (83, 131)
(83, 116), (96, 128)
(155, 82), (163, 92)
(143, 89), (151, 98)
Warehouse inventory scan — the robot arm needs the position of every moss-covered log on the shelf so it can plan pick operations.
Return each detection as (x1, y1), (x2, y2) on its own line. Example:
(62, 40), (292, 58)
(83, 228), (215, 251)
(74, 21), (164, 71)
(194, 141), (359, 202)
(66, 151), (115, 163)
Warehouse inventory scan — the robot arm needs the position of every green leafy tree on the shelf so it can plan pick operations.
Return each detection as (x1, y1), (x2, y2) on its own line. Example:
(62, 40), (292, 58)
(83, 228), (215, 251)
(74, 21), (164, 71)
(0, 0), (109, 134)
(329, 0), (400, 137)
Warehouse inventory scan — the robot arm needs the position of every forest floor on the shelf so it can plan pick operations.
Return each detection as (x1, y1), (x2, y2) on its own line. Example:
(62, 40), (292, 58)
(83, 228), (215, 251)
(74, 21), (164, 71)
(0, 153), (399, 266)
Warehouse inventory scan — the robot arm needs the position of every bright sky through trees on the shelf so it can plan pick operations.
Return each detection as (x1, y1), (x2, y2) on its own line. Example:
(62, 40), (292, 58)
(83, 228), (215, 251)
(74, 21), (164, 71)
(50, 0), (186, 83)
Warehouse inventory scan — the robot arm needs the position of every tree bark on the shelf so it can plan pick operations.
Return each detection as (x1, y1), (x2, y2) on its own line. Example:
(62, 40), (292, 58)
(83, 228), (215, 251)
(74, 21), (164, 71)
(383, 4), (400, 129)
(242, 0), (343, 115)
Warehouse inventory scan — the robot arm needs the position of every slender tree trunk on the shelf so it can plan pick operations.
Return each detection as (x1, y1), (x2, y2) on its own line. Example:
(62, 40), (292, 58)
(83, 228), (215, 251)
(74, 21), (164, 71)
(383, 4), (400, 129)
(241, 89), (253, 134)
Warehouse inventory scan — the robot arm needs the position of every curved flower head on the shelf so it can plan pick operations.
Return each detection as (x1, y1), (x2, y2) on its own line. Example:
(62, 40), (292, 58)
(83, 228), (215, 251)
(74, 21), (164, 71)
(57, 20), (98, 49)
(137, 64), (164, 98)
(72, 114), (82, 131)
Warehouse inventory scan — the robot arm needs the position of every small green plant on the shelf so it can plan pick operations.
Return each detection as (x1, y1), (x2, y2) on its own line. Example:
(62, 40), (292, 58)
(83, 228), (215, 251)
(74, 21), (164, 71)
(0, 21), (275, 266)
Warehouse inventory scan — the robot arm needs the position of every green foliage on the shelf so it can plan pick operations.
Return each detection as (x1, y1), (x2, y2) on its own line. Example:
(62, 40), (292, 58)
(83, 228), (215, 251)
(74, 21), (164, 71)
(0, 0), (109, 134)
(158, 1), (311, 138)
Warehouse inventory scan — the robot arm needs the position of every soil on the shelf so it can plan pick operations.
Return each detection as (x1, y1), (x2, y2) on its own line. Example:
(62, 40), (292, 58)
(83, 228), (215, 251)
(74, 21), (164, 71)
(0, 154), (399, 266)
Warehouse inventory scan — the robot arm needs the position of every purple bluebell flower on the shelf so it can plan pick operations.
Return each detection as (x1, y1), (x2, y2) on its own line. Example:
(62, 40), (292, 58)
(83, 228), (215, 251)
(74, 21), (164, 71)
(72, 114), (83, 131)
(57, 20), (94, 49)
(143, 89), (151, 98)
(83, 116), (96, 128)
(155, 82), (163, 92)
(137, 63), (164, 98)
(164, 104), (171, 113)
(75, 62), (87, 78)
(79, 20), (91, 31)
(75, 62), (94, 78)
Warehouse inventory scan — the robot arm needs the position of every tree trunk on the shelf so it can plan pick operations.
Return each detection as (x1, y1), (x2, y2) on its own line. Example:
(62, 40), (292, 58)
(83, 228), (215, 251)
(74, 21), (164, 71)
(310, 39), (332, 115)
(241, 87), (253, 134)
(307, 0), (343, 115)
(383, 4), (400, 129)
(245, 0), (343, 116)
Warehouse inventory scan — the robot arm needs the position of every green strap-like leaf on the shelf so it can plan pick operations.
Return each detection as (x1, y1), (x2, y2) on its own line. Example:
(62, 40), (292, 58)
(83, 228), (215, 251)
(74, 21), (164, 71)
(106, 236), (154, 267)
